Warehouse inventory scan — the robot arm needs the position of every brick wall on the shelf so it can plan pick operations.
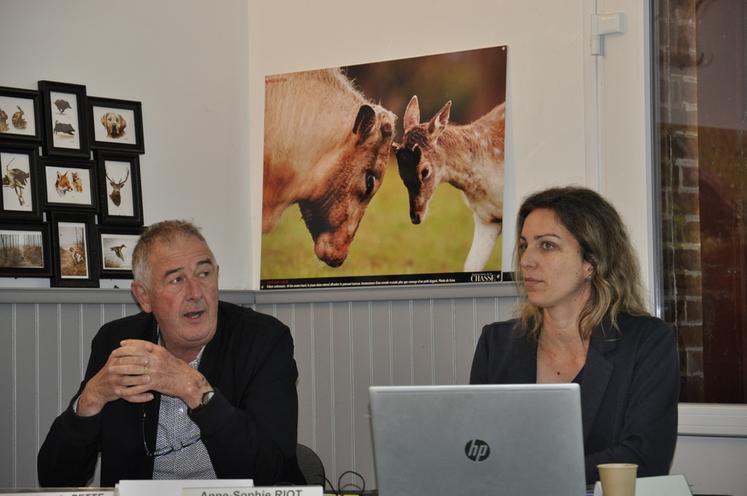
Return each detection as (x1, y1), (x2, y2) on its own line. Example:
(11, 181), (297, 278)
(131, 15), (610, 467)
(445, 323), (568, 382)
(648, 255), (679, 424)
(657, 0), (704, 401)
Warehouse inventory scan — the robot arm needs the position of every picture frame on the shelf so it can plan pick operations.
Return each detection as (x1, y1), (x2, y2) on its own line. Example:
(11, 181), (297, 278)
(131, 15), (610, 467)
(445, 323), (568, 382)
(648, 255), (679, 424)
(41, 157), (98, 212)
(38, 80), (91, 159)
(88, 96), (144, 153)
(0, 223), (51, 277)
(1, 144), (43, 221)
(0, 86), (42, 144)
(49, 211), (98, 287)
(97, 225), (144, 279)
(96, 151), (143, 226)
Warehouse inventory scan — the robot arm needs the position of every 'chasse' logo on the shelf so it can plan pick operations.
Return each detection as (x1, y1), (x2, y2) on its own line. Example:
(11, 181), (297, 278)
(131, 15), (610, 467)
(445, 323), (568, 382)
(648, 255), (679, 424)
(470, 273), (496, 282)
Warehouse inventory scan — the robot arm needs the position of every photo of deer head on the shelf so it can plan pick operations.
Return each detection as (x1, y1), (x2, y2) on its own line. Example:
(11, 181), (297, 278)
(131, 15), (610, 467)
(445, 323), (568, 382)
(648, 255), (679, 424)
(97, 156), (141, 224)
(106, 168), (129, 207)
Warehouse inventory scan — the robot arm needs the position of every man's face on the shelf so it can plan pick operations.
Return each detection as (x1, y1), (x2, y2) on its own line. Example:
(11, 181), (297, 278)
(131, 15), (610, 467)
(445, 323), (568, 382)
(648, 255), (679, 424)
(132, 235), (219, 360)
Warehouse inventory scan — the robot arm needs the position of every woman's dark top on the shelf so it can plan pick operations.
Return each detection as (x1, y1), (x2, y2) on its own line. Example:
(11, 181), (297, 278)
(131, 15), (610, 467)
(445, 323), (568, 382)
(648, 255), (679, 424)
(470, 313), (679, 483)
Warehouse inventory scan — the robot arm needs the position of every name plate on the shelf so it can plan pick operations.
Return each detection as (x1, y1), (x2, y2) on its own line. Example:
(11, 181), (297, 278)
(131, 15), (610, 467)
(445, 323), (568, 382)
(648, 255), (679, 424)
(0, 492), (113, 496)
(117, 480), (253, 496)
(182, 487), (322, 496)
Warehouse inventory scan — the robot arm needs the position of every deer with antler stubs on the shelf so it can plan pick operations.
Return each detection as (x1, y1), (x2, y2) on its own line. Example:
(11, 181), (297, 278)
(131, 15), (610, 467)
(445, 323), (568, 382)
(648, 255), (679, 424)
(106, 169), (129, 206)
(394, 95), (505, 272)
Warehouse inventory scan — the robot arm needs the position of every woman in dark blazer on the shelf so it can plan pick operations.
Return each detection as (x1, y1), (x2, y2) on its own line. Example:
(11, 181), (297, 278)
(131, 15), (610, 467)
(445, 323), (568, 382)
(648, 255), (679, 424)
(470, 186), (679, 483)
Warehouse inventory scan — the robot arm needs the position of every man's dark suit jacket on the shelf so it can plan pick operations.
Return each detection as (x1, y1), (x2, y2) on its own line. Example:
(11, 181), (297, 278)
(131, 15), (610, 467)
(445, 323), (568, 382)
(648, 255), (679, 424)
(38, 301), (303, 487)
(470, 312), (679, 483)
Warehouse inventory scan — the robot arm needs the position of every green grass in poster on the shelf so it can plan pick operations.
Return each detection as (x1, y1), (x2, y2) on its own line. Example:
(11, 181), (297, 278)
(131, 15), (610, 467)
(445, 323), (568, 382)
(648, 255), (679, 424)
(260, 162), (502, 280)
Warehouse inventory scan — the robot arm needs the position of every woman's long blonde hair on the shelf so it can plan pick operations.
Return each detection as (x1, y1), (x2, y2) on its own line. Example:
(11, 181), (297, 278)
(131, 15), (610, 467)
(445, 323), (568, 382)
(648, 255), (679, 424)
(515, 186), (649, 340)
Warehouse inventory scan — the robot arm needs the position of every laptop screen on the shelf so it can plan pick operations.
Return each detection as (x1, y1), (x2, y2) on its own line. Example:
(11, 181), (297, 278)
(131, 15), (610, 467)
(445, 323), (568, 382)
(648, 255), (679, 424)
(369, 384), (586, 496)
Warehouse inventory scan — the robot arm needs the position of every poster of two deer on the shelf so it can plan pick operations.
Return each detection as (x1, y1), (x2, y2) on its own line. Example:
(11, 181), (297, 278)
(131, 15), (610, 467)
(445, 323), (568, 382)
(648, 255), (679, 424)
(261, 45), (507, 285)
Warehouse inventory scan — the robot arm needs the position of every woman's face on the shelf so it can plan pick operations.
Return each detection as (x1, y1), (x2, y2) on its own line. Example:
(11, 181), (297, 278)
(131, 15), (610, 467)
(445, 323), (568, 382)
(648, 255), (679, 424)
(519, 208), (593, 313)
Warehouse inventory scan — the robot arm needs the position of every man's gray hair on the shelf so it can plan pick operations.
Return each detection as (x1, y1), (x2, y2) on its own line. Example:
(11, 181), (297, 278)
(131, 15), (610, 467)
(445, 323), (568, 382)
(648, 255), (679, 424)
(131, 220), (212, 285)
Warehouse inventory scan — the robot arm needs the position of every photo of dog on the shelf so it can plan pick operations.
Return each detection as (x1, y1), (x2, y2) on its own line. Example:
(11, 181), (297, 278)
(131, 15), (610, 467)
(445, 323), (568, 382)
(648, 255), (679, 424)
(57, 221), (89, 278)
(90, 98), (141, 150)
(100, 111), (127, 139)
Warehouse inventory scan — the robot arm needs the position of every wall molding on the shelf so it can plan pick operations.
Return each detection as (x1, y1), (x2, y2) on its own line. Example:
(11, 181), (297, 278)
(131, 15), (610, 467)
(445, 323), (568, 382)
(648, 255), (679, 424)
(678, 404), (747, 438)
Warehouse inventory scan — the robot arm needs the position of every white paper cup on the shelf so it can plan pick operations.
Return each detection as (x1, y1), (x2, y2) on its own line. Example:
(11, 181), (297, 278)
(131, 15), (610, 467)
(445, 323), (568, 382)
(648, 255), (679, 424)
(598, 463), (638, 496)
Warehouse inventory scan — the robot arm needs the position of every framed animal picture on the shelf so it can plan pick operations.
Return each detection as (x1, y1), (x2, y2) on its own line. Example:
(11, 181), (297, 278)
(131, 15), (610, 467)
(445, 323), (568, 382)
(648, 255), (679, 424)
(1, 145), (43, 221)
(0, 223), (51, 277)
(38, 80), (91, 159)
(97, 225), (144, 279)
(0, 86), (42, 145)
(41, 158), (98, 212)
(49, 211), (98, 287)
(96, 151), (143, 226)
(88, 97), (144, 153)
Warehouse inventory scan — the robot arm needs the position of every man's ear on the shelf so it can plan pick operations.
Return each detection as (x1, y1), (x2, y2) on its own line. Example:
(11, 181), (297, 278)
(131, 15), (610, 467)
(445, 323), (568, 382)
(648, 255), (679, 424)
(131, 280), (153, 313)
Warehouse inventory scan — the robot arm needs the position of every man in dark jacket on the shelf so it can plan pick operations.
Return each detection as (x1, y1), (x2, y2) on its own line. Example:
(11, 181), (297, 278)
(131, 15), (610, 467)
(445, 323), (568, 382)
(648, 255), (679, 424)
(38, 220), (303, 487)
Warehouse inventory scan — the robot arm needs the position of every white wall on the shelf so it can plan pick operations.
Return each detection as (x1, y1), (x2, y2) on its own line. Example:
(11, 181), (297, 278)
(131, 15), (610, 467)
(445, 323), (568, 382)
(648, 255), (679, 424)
(248, 0), (594, 285)
(596, 0), (657, 305)
(1, 0), (601, 291)
(248, 0), (659, 300)
(2, 0), (657, 295)
(0, 0), (253, 288)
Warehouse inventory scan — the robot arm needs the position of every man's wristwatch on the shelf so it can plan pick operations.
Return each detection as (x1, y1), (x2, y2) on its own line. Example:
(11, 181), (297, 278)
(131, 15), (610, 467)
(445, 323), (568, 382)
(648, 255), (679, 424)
(191, 390), (215, 412)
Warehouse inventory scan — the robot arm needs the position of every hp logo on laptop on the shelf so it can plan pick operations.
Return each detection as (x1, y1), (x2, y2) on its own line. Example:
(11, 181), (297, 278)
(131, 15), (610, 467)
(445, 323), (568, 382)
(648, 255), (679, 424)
(464, 439), (491, 462)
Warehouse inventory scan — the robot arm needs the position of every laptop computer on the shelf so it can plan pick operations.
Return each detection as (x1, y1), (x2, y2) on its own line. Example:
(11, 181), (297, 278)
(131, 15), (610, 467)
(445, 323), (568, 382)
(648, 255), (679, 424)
(369, 384), (586, 496)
